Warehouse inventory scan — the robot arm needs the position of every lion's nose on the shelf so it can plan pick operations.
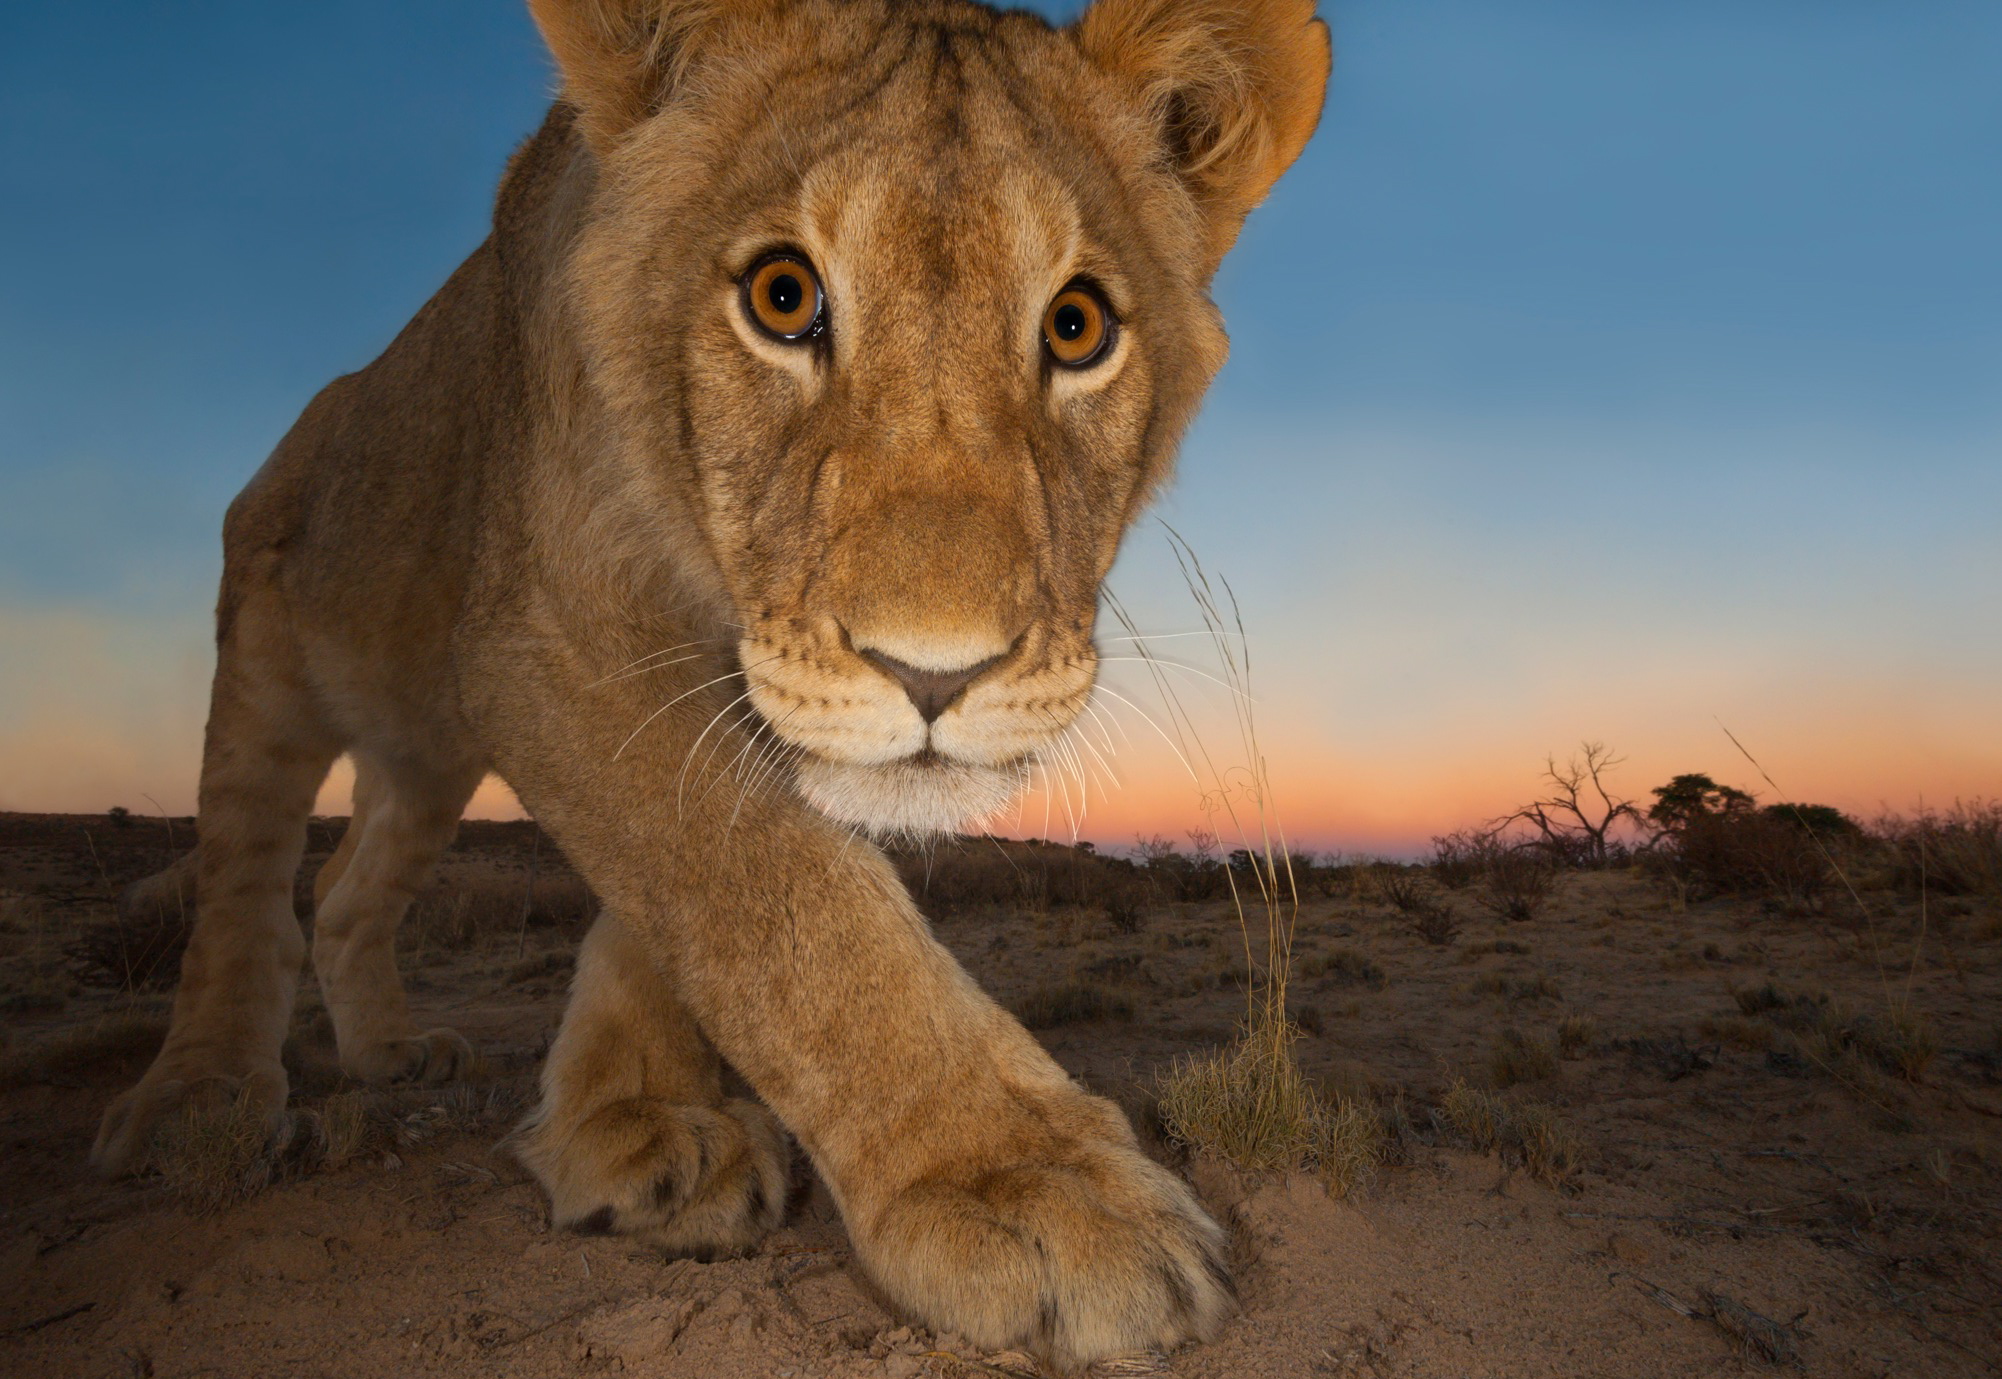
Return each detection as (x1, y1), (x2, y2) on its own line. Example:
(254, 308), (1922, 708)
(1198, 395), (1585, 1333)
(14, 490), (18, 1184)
(861, 649), (1002, 723)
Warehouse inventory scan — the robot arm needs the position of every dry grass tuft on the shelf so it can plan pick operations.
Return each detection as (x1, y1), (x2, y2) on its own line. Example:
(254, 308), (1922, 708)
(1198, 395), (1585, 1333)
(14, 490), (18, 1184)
(1510, 1100), (1584, 1188)
(315, 1089), (373, 1169)
(1157, 1025), (1323, 1173)
(1156, 1028), (1387, 1197)
(152, 1087), (277, 1214)
(1439, 1079), (1582, 1189)
(1556, 1013), (1597, 1060)
(1303, 946), (1387, 990)
(407, 868), (595, 954)
(1439, 1079), (1507, 1152)
(1315, 1095), (1388, 1200)
(1798, 1003), (1940, 1084)
(1488, 1027), (1558, 1087)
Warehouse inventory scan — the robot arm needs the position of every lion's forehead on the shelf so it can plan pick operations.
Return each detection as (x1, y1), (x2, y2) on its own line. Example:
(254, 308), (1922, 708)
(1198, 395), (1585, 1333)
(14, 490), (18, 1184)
(796, 158), (1084, 329)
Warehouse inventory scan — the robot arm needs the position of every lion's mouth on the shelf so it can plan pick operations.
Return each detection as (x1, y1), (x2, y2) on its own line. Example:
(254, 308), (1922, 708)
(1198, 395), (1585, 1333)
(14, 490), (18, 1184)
(789, 748), (1027, 839)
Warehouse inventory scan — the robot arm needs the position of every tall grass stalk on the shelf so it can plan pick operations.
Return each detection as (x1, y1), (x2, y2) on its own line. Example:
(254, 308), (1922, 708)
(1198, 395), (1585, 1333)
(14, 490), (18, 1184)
(1114, 528), (1377, 1183)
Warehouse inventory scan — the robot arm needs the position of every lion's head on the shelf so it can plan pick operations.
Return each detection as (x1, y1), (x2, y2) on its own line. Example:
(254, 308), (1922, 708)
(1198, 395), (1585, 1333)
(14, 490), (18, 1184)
(532, 0), (1328, 834)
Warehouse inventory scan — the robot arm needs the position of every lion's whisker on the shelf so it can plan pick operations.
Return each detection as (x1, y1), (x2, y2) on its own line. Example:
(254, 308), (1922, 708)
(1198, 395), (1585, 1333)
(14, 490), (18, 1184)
(1095, 656), (1256, 702)
(613, 652), (784, 765)
(589, 649), (718, 689)
(587, 637), (733, 687)
(1088, 685), (1200, 783)
(1066, 716), (1121, 791)
(677, 688), (762, 815)
(1081, 699), (1126, 757)
(612, 669), (748, 762)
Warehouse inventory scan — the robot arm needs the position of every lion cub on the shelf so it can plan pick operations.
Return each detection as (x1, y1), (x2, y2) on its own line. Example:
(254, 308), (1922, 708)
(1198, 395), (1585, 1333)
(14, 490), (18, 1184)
(95, 0), (1328, 1369)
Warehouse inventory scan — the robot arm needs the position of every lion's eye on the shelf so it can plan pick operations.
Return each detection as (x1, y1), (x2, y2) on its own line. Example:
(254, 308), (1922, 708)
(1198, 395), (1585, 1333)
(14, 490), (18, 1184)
(743, 254), (824, 342)
(1042, 284), (1113, 369)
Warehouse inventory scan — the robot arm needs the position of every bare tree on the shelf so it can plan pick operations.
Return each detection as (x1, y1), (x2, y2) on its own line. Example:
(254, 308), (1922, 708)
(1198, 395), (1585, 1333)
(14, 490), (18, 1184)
(1497, 741), (1645, 867)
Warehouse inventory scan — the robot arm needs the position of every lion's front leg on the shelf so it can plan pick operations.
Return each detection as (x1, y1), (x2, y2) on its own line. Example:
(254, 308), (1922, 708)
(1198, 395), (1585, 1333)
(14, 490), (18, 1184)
(513, 911), (790, 1259)
(580, 826), (1231, 1372)
(475, 635), (1231, 1372)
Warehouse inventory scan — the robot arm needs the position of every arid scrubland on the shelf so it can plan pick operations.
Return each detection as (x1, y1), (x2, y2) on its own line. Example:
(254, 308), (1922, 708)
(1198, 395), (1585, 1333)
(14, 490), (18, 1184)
(1, 798), (1998, 1377)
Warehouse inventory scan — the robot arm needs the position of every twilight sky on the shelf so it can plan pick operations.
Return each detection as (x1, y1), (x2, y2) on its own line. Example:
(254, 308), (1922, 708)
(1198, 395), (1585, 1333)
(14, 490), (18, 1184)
(2, 1), (1997, 852)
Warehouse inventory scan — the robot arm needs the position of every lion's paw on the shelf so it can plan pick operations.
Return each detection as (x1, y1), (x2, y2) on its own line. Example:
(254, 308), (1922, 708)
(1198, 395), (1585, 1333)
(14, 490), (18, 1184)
(859, 1132), (1232, 1375)
(341, 1027), (475, 1084)
(515, 1095), (790, 1260)
(91, 1059), (293, 1177)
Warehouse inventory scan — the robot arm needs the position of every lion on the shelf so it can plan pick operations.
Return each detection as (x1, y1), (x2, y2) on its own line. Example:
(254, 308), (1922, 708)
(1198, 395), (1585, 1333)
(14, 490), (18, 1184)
(91, 0), (1329, 1369)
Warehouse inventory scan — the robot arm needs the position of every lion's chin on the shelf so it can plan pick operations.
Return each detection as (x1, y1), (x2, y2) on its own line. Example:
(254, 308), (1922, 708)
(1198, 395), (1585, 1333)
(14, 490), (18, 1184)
(793, 754), (1025, 840)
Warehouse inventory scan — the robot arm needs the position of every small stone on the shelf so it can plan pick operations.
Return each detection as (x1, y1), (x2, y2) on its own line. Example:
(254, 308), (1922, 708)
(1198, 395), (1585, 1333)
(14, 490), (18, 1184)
(1608, 1231), (1653, 1265)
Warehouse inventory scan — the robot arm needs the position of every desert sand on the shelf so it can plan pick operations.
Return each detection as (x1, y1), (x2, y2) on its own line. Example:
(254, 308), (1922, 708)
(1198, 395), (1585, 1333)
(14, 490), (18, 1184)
(2, 812), (1996, 1378)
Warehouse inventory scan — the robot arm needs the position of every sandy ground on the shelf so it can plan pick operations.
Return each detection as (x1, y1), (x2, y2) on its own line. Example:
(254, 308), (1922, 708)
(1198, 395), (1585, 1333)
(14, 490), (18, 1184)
(2, 812), (1998, 1378)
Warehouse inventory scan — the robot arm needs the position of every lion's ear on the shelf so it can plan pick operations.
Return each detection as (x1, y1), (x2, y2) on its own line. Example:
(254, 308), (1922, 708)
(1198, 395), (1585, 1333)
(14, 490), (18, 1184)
(527, 0), (767, 151)
(1073, 0), (1331, 269)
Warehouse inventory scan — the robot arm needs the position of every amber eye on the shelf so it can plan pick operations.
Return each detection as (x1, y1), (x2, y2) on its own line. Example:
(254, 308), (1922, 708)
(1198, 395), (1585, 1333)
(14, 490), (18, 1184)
(1042, 283), (1113, 368)
(742, 254), (824, 342)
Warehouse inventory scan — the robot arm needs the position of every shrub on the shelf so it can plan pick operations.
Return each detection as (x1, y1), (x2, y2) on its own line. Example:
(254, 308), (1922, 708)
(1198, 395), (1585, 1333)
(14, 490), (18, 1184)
(895, 836), (1154, 916)
(1874, 801), (2002, 898)
(1669, 811), (1832, 911)
(1103, 878), (1150, 934)
(1428, 830), (1483, 889)
(1410, 899), (1459, 946)
(1473, 843), (1557, 923)
(1369, 863), (1429, 913)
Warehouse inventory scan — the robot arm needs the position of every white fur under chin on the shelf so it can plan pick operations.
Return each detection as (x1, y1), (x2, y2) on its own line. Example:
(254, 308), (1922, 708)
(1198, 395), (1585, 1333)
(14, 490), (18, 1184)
(794, 754), (1026, 840)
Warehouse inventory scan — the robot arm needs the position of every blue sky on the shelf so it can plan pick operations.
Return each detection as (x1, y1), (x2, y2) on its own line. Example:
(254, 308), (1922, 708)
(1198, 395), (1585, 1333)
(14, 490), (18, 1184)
(3, 1), (1998, 844)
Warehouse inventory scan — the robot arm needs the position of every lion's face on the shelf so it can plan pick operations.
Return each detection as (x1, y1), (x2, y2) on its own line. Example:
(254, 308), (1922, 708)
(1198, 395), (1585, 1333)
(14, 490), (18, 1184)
(544, 0), (1328, 834)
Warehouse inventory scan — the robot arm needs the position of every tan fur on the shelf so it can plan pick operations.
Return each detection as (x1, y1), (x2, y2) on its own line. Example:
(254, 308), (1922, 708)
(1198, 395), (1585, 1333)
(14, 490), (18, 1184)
(94, 1), (1327, 1369)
